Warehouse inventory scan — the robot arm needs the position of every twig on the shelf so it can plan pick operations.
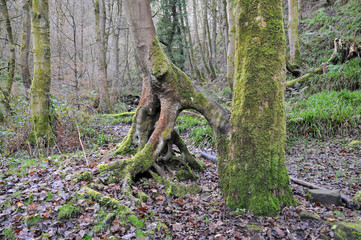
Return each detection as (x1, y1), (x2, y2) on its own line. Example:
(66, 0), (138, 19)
(74, 117), (89, 167)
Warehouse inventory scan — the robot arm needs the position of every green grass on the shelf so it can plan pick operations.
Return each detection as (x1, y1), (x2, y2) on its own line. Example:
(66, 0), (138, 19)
(175, 113), (214, 147)
(307, 58), (361, 93)
(299, 0), (361, 69)
(287, 89), (361, 138)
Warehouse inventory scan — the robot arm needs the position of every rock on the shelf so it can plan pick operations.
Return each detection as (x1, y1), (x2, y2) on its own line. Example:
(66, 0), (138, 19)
(299, 211), (321, 220)
(352, 191), (361, 205)
(348, 140), (361, 148)
(176, 169), (198, 181)
(187, 183), (203, 195)
(307, 189), (342, 206)
(335, 221), (361, 240)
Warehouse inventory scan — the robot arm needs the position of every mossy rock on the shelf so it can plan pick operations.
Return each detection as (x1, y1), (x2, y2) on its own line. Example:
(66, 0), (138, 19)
(348, 140), (361, 148)
(176, 169), (198, 181)
(165, 181), (186, 198)
(299, 211), (321, 220)
(335, 221), (361, 240)
(187, 183), (203, 195)
(77, 172), (93, 182)
(352, 191), (361, 205)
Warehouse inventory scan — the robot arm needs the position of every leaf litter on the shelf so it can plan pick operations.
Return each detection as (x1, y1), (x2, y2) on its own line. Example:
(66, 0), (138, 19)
(0, 123), (360, 239)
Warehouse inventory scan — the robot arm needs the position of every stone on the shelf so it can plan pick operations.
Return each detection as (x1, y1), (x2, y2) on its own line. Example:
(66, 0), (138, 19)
(307, 189), (342, 206)
(299, 211), (321, 220)
(335, 221), (361, 240)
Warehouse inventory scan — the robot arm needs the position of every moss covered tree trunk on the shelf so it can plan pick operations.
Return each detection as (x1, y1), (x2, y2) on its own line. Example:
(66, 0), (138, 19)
(30, 0), (52, 142)
(0, 0), (16, 113)
(288, 0), (300, 64)
(114, 0), (294, 216)
(220, 0), (296, 216)
(21, 0), (32, 99)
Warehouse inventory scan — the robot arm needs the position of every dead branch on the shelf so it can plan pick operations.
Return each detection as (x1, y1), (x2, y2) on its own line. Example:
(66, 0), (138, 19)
(285, 38), (361, 88)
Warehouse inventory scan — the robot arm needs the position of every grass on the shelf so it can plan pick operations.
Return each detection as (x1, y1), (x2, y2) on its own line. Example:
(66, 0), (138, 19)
(287, 89), (361, 138)
(175, 113), (214, 147)
(306, 58), (361, 93)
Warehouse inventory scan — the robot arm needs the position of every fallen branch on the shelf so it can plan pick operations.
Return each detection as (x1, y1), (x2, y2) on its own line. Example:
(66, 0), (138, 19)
(200, 151), (217, 163)
(199, 151), (357, 209)
(289, 177), (356, 210)
(104, 111), (135, 118)
(285, 38), (361, 88)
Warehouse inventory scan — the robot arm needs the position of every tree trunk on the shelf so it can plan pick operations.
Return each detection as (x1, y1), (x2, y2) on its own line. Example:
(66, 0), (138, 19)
(20, 0), (32, 100)
(0, 0), (16, 113)
(95, 0), (112, 113)
(109, 0), (294, 216)
(288, 0), (301, 64)
(29, 0), (52, 142)
(226, 0), (235, 90)
(220, 0), (296, 216)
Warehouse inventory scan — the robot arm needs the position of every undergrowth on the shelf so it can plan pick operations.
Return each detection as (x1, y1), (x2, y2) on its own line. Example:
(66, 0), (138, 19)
(299, 0), (361, 69)
(0, 96), (121, 158)
(175, 113), (214, 148)
(306, 58), (361, 93)
(287, 89), (361, 138)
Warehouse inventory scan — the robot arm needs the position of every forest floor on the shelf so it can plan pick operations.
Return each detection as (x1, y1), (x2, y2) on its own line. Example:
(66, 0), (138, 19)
(0, 122), (360, 240)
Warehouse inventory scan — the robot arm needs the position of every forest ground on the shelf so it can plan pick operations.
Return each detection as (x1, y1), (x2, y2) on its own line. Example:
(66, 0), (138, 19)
(0, 120), (360, 240)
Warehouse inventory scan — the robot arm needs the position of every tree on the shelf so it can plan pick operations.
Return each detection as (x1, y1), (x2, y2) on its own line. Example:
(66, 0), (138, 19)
(20, 0), (32, 99)
(0, 0), (16, 113)
(288, 0), (300, 64)
(106, 0), (295, 216)
(95, 0), (112, 113)
(29, 0), (52, 142)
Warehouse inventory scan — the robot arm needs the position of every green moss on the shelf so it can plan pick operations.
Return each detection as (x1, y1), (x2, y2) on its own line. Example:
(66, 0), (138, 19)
(246, 224), (262, 233)
(137, 191), (148, 202)
(165, 180), (186, 198)
(97, 164), (109, 172)
(187, 183), (202, 195)
(148, 173), (161, 185)
(176, 169), (198, 181)
(220, 0), (296, 216)
(57, 202), (84, 221)
(77, 172), (93, 182)
(353, 191), (361, 205)
(335, 221), (361, 240)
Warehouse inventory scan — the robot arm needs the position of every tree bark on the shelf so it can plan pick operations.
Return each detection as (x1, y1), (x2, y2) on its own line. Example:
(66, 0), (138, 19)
(20, 0), (32, 100)
(226, 0), (235, 90)
(288, 0), (301, 64)
(0, 0), (16, 113)
(95, 0), (112, 113)
(30, 0), (52, 142)
(221, 0), (296, 216)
